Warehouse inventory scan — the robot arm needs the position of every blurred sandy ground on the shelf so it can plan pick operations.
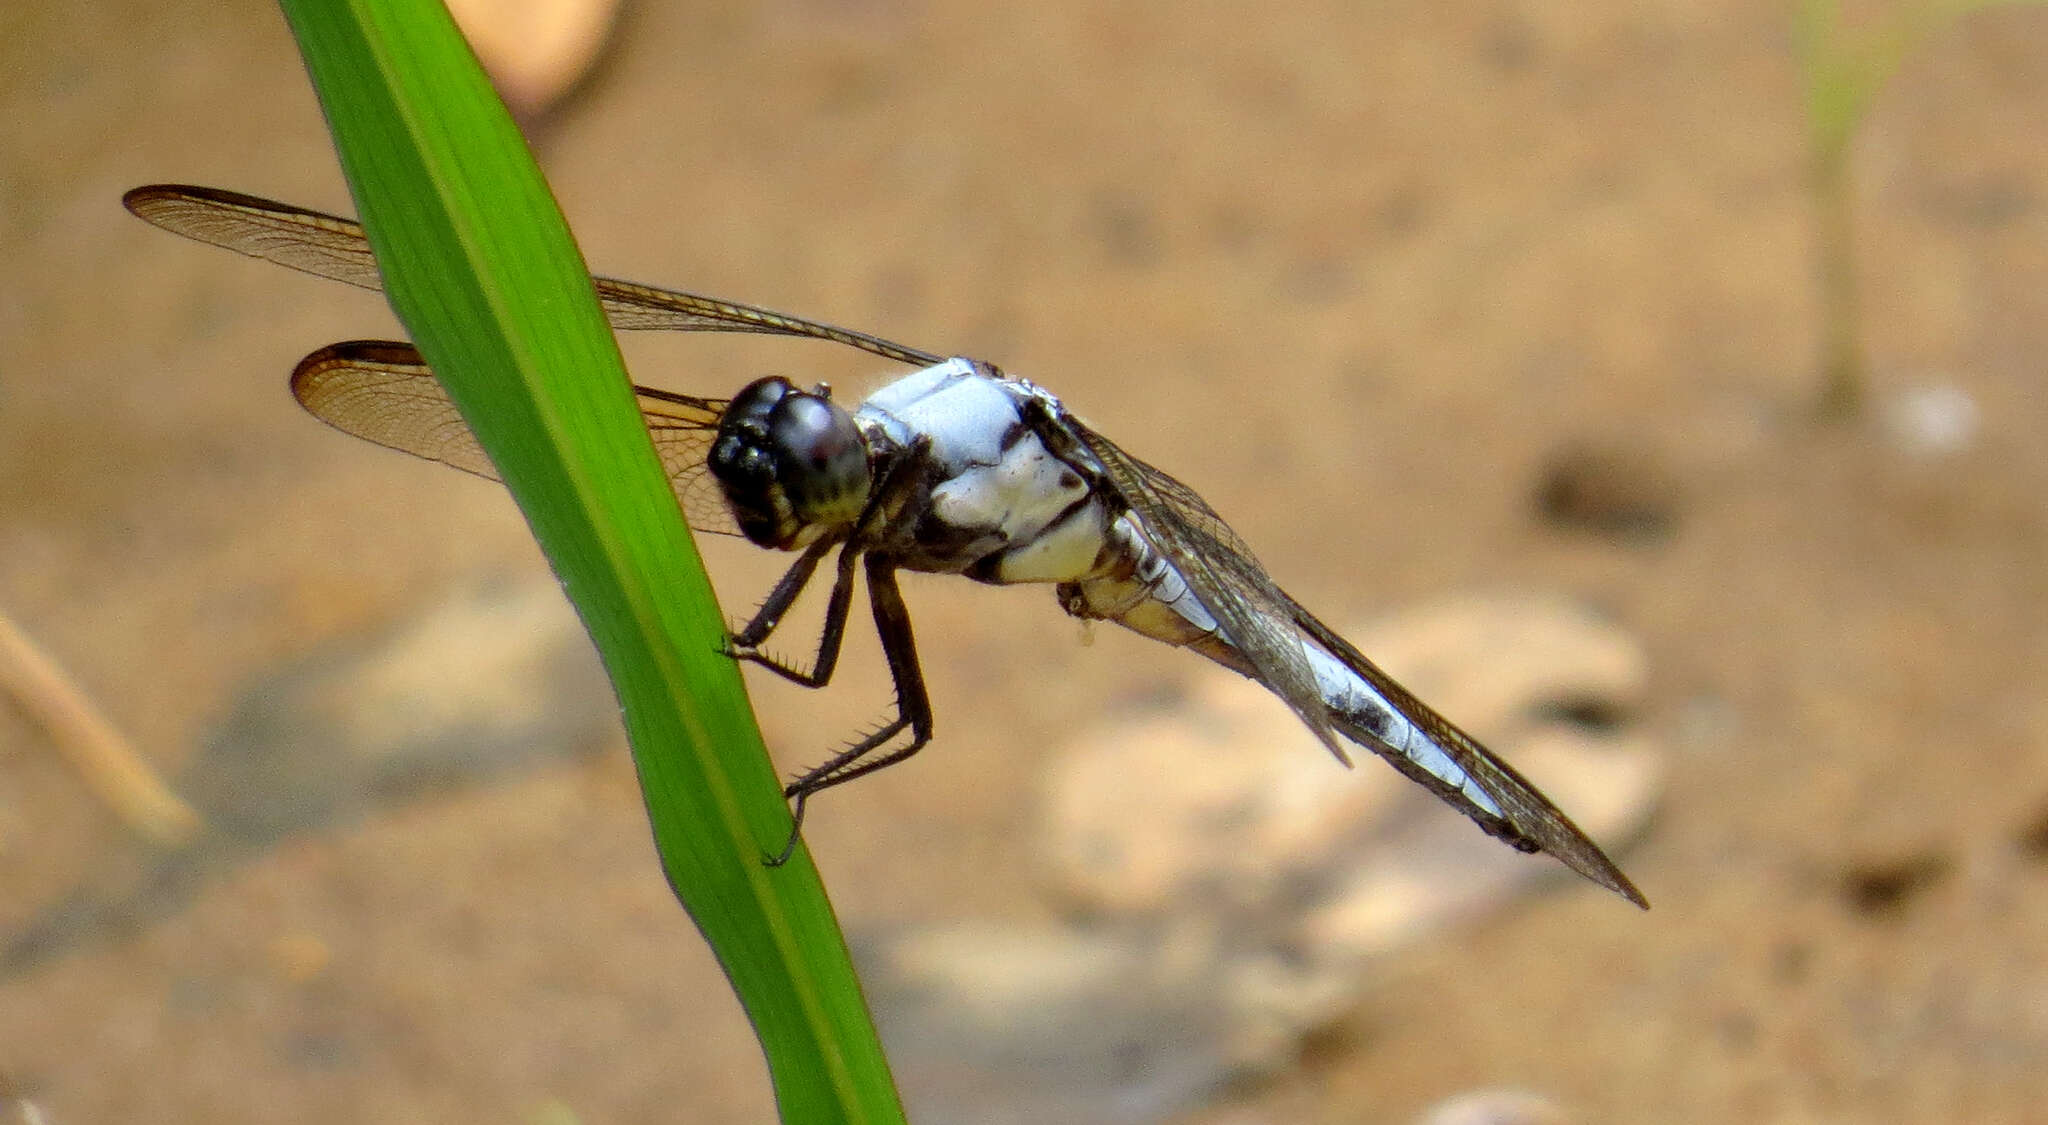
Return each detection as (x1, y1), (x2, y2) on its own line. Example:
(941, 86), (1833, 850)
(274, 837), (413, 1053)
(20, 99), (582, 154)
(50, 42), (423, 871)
(4, 0), (2048, 1120)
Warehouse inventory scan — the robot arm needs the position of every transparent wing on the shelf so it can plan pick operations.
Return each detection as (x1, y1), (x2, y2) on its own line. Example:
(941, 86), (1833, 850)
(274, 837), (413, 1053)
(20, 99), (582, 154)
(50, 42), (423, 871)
(124, 184), (947, 369)
(1061, 416), (1346, 758)
(1276, 589), (1647, 906)
(291, 340), (742, 537)
(1063, 416), (1645, 907)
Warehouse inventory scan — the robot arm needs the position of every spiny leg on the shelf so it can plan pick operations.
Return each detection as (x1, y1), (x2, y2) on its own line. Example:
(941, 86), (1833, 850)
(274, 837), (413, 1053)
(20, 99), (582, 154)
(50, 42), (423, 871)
(758, 434), (935, 865)
(730, 432), (931, 685)
(729, 536), (832, 648)
(768, 554), (935, 865)
(769, 714), (910, 866)
(728, 538), (861, 688)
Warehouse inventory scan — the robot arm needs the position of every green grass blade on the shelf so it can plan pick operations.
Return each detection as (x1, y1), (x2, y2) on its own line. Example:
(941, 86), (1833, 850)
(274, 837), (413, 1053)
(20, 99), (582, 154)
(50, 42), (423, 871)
(271, 1), (904, 1120)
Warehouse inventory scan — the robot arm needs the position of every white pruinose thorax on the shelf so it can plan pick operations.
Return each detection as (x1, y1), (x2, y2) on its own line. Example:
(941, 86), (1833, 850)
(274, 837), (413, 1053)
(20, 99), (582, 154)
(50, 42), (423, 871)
(855, 359), (1100, 582)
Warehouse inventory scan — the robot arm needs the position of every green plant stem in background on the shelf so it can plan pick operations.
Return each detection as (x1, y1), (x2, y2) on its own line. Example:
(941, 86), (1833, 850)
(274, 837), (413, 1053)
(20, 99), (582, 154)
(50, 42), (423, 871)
(271, 0), (904, 1120)
(1792, 0), (2044, 418)
(1810, 128), (1864, 419)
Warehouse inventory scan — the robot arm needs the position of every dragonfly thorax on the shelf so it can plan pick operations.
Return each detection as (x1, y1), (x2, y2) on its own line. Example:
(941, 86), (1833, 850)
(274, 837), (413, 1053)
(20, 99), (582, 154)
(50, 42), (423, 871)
(709, 376), (874, 550)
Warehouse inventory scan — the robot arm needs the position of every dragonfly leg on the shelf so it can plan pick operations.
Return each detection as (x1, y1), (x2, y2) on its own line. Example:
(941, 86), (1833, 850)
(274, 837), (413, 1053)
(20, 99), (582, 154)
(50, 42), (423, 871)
(728, 434), (931, 687)
(759, 437), (936, 866)
(727, 538), (860, 688)
(766, 554), (935, 866)
(729, 537), (833, 648)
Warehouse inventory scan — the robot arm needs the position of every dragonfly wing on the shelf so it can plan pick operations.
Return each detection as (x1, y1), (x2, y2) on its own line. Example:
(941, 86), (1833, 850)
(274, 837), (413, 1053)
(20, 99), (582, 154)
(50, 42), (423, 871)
(124, 184), (386, 292)
(637, 384), (745, 539)
(1061, 415), (1347, 760)
(1280, 593), (1647, 906)
(125, 185), (946, 369)
(587, 277), (946, 368)
(291, 340), (741, 537)
(1063, 415), (1645, 906)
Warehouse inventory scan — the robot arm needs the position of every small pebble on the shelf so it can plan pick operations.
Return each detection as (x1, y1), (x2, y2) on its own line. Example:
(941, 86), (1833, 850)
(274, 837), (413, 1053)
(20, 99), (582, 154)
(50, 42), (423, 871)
(1880, 382), (1979, 458)
(1414, 1088), (1569, 1125)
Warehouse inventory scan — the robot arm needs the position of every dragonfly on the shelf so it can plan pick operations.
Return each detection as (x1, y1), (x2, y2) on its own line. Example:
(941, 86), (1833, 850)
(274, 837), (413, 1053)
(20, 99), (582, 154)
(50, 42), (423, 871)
(124, 184), (1646, 907)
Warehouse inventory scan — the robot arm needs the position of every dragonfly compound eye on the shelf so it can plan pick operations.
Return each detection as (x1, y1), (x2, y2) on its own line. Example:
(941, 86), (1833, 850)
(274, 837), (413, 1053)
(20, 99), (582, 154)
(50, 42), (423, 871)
(711, 376), (872, 549)
(766, 392), (872, 530)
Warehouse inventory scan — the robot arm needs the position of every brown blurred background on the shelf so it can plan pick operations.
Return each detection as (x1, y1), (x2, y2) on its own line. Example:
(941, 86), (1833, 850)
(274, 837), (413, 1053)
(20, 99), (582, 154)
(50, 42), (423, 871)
(4, 0), (2048, 1121)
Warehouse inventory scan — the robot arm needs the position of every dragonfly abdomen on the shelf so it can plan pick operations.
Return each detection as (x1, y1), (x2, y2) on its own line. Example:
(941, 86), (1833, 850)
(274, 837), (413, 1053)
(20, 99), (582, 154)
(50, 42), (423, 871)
(1308, 651), (1507, 819)
(1059, 514), (1510, 822)
(1057, 513), (1238, 662)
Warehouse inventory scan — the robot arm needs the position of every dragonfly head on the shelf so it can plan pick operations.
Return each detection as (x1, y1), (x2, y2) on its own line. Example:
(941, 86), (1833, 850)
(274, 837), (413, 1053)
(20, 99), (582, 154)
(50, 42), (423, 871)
(710, 376), (874, 550)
